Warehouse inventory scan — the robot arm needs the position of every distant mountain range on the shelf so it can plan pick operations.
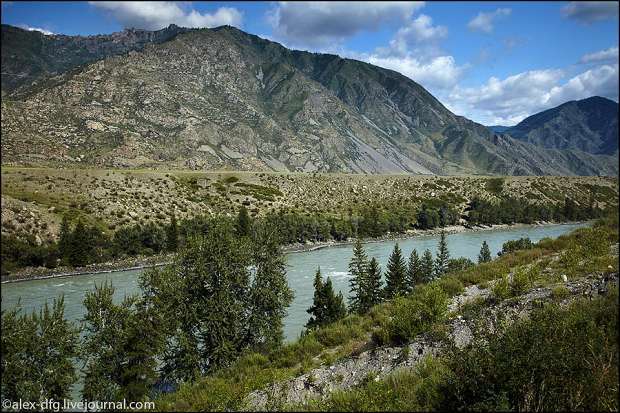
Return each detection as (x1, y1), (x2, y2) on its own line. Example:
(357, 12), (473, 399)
(1, 24), (617, 175)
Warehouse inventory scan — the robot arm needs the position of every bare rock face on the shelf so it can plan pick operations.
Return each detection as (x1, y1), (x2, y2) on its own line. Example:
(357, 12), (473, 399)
(2, 24), (618, 175)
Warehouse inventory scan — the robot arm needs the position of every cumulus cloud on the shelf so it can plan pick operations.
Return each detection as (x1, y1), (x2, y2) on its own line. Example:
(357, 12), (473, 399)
(367, 55), (465, 91)
(268, 1), (424, 48)
(90, 1), (243, 30)
(579, 46), (619, 64)
(447, 65), (619, 125)
(561, 1), (619, 23)
(384, 14), (447, 56)
(17, 24), (54, 35)
(467, 8), (511, 33)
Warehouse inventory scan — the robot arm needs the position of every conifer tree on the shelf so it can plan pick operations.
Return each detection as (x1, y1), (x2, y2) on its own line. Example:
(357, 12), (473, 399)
(421, 249), (435, 283)
(384, 243), (407, 299)
(434, 231), (450, 278)
(406, 249), (423, 292)
(165, 214), (179, 252)
(365, 257), (383, 309)
(246, 224), (294, 350)
(236, 206), (252, 237)
(68, 219), (89, 266)
(478, 241), (492, 263)
(306, 268), (326, 329)
(348, 239), (369, 313)
(58, 215), (71, 262)
(306, 268), (346, 329)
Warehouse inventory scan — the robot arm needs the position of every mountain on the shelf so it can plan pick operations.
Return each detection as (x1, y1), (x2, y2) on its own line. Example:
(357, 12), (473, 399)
(1, 23), (192, 94)
(505, 96), (619, 156)
(1, 24), (617, 175)
(487, 125), (510, 134)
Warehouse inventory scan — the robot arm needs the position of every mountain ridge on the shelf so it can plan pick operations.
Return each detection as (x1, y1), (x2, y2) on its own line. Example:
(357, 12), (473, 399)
(1, 24), (617, 176)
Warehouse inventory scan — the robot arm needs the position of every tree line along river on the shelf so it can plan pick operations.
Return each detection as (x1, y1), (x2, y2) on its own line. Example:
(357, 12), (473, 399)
(1, 223), (587, 341)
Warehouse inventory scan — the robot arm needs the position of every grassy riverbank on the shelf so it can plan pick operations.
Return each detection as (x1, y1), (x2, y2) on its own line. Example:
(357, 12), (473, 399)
(154, 214), (618, 411)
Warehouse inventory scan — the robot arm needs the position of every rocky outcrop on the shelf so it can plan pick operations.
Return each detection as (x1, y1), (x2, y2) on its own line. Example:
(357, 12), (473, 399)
(244, 273), (618, 410)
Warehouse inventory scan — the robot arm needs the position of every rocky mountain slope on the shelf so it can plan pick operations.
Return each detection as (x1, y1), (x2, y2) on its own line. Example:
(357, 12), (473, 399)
(1, 24), (617, 175)
(505, 96), (619, 156)
(1, 23), (191, 94)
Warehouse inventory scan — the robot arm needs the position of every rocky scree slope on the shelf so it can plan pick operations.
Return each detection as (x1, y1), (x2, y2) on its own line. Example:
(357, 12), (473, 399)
(1, 25), (617, 175)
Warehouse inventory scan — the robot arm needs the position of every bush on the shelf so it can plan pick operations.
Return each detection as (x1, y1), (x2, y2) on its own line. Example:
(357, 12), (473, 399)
(440, 287), (619, 411)
(378, 284), (449, 345)
(500, 237), (533, 255)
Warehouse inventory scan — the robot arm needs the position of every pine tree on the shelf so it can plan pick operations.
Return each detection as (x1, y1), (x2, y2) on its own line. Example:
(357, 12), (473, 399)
(236, 206), (252, 237)
(406, 249), (423, 292)
(322, 278), (347, 325)
(434, 231), (450, 278)
(68, 219), (89, 266)
(348, 239), (369, 313)
(421, 249), (434, 283)
(246, 223), (294, 351)
(365, 257), (383, 309)
(478, 241), (492, 263)
(58, 215), (71, 262)
(306, 268), (346, 329)
(306, 268), (326, 329)
(166, 214), (179, 252)
(384, 243), (407, 299)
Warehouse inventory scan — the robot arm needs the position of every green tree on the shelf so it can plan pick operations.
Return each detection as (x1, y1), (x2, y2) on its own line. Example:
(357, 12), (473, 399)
(421, 249), (434, 283)
(1, 297), (79, 403)
(58, 215), (71, 262)
(306, 268), (346, 329)
(365, 257), (384, 309)
(406, 249), (423, 292)
(348, 239), (369, 313)
(68, 219), (90, 266)
(384, 243), (407, 299)
(434, 231), (450, 278)
(165, 214), (179, 252)
(81, 282), (162, 402)
(478, 241), (492, 263)
(246, 223), (294, 351)
(236, 206), (252, 237)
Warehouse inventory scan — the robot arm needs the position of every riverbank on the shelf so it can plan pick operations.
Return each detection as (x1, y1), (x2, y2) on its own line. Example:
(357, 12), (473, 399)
(2, 221), (587, 283)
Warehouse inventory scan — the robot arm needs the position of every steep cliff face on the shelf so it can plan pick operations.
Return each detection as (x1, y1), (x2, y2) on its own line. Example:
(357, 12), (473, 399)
(1, 24), (617, 175)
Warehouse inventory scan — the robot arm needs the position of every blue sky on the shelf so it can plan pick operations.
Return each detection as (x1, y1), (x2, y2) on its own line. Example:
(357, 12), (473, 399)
(2, 1), (618, 125)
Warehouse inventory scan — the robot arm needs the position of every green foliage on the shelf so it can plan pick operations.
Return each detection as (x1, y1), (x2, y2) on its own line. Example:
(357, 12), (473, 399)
(501, 237), (533, 255)
(235, 206), (252, 237)
(485, 177), (505, 195)
(440, 288), (619, 411)
(478, 240), (492, 263)
(376, 284), (449, 345)
(421, 249), (434, 283)
(348, 239), (369, 313)
(383, 243), (408, 299)
(306, 268), (346, 330)
(434, 231), (450, 278)
(446, 257), (474, 274)
(406, 249), (423, 292)
(165, 214), (178, 252)
(81, 282), (163, 401)
(1, 297), (79, 403)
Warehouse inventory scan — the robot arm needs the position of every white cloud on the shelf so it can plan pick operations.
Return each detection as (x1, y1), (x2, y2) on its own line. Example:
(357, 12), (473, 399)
(561, 1), (619, 23)
(90, 1), (243, 30)
(467, 8), (511, 33)
(18, 24), (54, 36)
(447, 65), (619, 125)
(385, 14), (447, 56)
(268, 1), (424, 48)
(579, 46), (619, 64)
(367, 55), (465, 91)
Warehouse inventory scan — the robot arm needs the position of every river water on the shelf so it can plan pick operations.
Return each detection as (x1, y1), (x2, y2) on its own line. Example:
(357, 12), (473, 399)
(1, 223), (587, 341)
